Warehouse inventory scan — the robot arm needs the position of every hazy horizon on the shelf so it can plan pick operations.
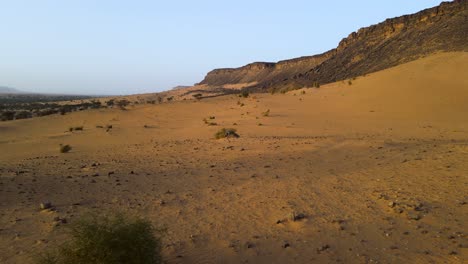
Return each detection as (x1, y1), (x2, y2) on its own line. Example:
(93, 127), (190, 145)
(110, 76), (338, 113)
(0, 0), (443, 95)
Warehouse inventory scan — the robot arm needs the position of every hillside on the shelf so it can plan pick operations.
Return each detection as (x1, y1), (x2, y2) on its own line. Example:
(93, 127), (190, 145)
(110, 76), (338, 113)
(198, 0), (467, 92)
(1, 52), (467, 263)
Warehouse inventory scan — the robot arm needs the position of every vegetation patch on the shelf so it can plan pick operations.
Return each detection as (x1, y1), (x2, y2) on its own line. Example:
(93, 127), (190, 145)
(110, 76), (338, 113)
(37, 213), (164, 264)
(239, 91), (249, 98)
(215, 128), (239, 139)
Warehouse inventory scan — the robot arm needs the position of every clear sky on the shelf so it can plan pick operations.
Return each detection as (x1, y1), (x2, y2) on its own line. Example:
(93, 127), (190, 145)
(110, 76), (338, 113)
(0, 0), (443, 95)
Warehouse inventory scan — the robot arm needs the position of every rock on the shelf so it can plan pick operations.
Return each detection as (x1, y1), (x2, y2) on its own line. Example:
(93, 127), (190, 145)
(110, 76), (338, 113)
(388, 201), (396, 208)
(282, 241), (290, 248)
(40, 202), (52, 210)
(289, 212), (306, 222)
(407, 211), (421, 220)
(317, 244), (330, 253)
(244, 242), (254, 249)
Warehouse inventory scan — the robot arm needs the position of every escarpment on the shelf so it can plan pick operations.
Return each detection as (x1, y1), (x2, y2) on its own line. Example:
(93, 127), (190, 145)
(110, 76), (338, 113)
(198, 0), (467, 92)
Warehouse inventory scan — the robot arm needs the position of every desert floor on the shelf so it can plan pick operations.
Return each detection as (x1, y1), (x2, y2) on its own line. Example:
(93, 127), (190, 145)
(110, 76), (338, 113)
(1, 52), (467, 263)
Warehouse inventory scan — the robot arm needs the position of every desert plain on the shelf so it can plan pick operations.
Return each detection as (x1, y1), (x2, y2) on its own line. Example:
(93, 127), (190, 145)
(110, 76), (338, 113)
(0, 52), (467, 263)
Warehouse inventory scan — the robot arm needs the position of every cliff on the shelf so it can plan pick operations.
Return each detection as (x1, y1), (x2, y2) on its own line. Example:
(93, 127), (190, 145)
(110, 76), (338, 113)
(198, 0), (468, 92)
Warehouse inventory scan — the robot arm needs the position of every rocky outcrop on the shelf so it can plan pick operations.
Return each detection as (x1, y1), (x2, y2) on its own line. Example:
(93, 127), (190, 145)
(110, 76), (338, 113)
(198, 0), (468, 92)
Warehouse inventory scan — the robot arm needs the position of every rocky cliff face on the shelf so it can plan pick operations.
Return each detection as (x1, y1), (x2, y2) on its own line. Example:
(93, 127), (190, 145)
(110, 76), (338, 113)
(198, 0), (467, 92)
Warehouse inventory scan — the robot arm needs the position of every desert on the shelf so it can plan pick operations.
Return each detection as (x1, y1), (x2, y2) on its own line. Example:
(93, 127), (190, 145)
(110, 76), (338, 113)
(1, 52), (467, 263)
(1, 1), (467, 263)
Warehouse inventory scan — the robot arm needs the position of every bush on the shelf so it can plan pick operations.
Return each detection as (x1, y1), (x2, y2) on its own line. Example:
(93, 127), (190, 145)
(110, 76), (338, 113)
(15, 110), (32, 120)
(116, 100), (130, 110)
(1, 111), (15, 121)
(59, 144), (72, 153)
(262, 109), (270, 117)
(215, 128), (239, 139)
(106, 99), (115, 107)
(239, 91), (249, 98)
(36, 213), (163, 264)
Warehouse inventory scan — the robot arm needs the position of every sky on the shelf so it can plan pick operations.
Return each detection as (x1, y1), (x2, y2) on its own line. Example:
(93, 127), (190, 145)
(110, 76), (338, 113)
(0, 0), (443, 95)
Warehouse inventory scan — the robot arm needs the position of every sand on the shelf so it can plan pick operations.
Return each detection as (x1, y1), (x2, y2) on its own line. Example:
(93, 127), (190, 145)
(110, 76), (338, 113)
(0, 52), (467, 263)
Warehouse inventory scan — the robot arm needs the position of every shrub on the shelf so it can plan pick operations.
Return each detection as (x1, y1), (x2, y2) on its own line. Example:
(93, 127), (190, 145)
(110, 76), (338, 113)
(192, 93), (203, 100)
(74, 126), (83, 131)
(106, 99), (115, 107)
(239, 91), (249, 98)
(348, 80), (352, 85)
(36, 213), (163, 264)
(15, 110), (32, 120)
(116, 100), (130, 110)
(262, 109), (270, 117)
(215, 128), (239, 139)
(60, 144), (72, 153)
(1, 111), (15, 121)
(313, 82), (320, 88)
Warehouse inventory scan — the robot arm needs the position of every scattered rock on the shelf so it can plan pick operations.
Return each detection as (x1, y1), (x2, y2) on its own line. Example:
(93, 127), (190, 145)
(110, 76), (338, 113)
(317, 244), (330, 253)
(40, 202), (52, 210)
(407, 211), (421, 220)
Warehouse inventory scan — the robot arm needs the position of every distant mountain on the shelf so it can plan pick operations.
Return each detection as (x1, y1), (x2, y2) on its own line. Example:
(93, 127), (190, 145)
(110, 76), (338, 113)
(0, 86), (23, 94)
(198, 0), (468, 92)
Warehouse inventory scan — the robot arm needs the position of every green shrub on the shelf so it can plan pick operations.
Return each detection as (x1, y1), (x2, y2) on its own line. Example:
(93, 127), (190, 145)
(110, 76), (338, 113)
(60, 144), (72, 153)
(36, 213), (163, 264)
(215, 128), (239, 139)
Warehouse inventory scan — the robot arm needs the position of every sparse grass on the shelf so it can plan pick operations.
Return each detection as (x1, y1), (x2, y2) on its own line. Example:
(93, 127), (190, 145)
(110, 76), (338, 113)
(36, 213), (164, 264)
(59, 144), (72, 153)
(215, 128), (239, 139)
